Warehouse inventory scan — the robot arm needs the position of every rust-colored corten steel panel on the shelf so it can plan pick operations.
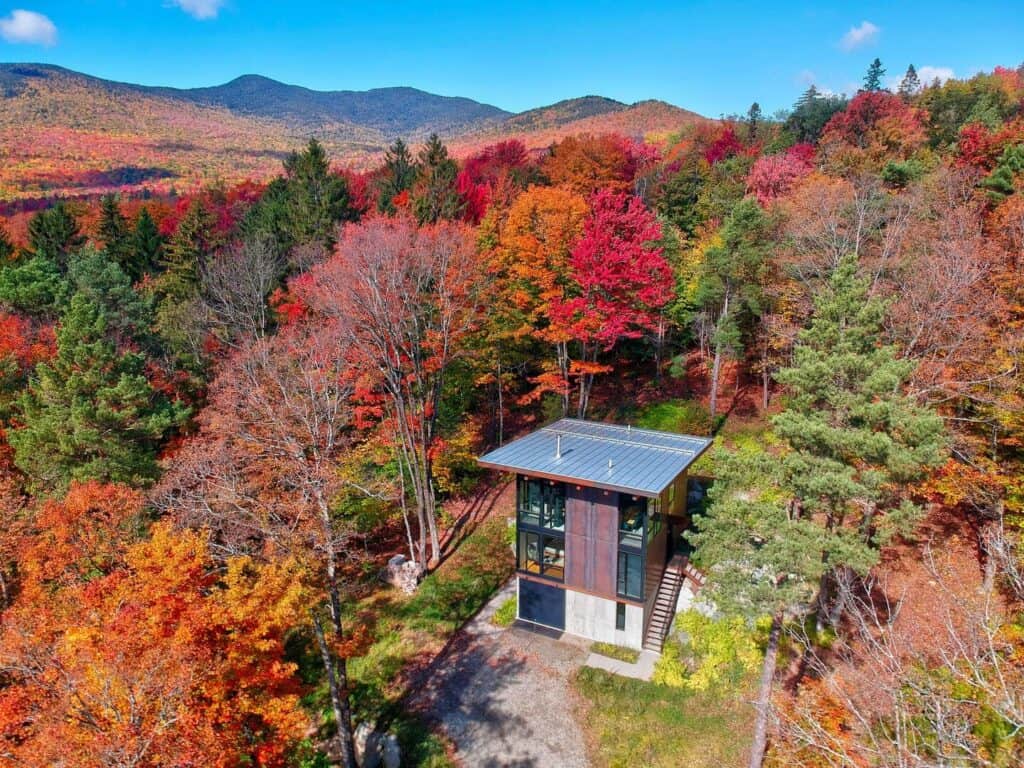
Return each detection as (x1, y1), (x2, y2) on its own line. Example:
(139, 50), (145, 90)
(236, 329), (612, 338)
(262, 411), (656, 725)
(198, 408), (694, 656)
(564, 485), (619, 599)
(592, 488), (619, 598)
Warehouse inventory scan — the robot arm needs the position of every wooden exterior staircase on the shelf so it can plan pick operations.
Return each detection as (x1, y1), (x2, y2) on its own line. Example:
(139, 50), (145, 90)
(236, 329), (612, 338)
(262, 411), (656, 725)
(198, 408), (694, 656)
(642, 555), (688, 653)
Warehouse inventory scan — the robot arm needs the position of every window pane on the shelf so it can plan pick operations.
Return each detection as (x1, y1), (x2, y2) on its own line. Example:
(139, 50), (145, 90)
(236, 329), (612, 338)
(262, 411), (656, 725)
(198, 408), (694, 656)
(619, 496), (646, 548)
(615, 602), (626, 631)
(542, 536), (564, 581)
(546, 485), (566, 531)
(617, 551), (643, 600)
(518, 531), (541, 574)
(519, 479), (540, 526)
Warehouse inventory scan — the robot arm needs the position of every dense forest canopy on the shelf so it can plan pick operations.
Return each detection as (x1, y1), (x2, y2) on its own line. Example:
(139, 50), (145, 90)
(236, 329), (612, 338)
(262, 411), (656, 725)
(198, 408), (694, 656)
(0, 60), (1022, 767)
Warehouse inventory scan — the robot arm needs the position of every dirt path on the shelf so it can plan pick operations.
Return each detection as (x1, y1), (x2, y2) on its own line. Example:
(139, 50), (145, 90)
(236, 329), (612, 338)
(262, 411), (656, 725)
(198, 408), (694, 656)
(409, 581), (591, 768)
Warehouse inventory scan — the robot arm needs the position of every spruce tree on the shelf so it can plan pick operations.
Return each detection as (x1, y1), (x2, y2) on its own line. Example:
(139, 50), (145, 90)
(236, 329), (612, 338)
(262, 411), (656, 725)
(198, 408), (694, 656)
(862, 57), (887, 92)
(413, 133), (464, 224)
(772, 256), (947, 616)
(897, 64), (921, 100)
(10, 295), (186, 490)
(131, 207), (163, 279)
(377, 138), (418, 214)
(97, 194), (133, 272)
(160, 199), (219, 300)
(0, 224), (14, 262)
(281, 139), (357, 249)
(746, 102), (763, 140)
(67, 247), (153, 343)
(27, 202), (85, 269)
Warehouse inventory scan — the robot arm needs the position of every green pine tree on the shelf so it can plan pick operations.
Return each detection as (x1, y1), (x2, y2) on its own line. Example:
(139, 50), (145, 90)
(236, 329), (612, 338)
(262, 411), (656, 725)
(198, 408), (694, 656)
(377, 138), (418, 214)
(980, 143), (1024, 201)
(897, 64), (921, 100)
(97, 194), (133, 273)
(413, 133), (464, 224)
(131, 207), (163, 279)
(746, 102), (763, 140)
(10, 295), (187, 490)
(0, 224), (14, 262)
(784, 85), (848, 143)
(862, 58), (887, 92)
(772, 255), (947, 618)
(67, 247), (153, 342)
(689, 447), (829, 768)
(0, 255), (69, 316)
(27, 202), (85, 270)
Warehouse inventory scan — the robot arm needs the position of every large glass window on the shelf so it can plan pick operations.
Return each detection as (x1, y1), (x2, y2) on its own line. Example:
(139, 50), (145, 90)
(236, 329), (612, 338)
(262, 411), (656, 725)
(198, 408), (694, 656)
(517, 531), (564, 582)
(517, 476), (565, 531)
(617, 551), (643, 600)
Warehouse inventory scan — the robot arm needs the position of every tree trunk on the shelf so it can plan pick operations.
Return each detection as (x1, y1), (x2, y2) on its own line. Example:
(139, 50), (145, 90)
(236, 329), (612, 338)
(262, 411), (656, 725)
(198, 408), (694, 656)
(496, 359), (504, 446)
(556, 341), (570, 417)
(709, 292), (730, 419)
(311, 610), (357, 768)
(709, 340), (723, 419)
(981, 499), (1005, 594)
(749, 613), (782, 768)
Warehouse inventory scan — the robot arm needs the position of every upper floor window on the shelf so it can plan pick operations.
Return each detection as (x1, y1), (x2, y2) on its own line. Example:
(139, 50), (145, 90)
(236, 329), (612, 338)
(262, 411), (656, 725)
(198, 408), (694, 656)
(618, 495), (646, 549)
(517, 476), (566, 531)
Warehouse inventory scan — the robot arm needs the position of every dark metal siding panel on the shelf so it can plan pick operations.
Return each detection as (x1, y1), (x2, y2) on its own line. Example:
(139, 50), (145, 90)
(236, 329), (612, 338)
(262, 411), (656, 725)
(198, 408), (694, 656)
(519, 579), (565, 630)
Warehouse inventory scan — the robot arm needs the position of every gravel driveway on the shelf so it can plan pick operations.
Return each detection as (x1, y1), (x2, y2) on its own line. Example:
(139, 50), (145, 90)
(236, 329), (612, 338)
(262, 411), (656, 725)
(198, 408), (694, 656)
(409, 581), (591, 768)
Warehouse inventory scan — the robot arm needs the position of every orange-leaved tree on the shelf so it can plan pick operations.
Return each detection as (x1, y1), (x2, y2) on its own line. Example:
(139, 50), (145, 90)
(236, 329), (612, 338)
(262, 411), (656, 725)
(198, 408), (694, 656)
(0, 482), (310, 767)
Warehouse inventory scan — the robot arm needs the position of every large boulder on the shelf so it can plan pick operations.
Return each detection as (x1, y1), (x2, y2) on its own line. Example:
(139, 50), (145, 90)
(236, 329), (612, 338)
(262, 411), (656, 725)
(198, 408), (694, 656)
(382, 733), (401, 768)
(381, 554), (424, 595)
(354, 721), (381, 768)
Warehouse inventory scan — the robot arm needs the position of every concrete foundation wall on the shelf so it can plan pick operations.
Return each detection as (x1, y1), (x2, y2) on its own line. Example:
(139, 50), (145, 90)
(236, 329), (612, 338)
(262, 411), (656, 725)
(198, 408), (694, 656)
(564, 588), (644, 650)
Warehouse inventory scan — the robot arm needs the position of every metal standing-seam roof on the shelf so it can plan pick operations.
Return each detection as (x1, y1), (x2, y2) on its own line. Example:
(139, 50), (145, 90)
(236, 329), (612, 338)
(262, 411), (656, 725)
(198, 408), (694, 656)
(477, 418), (713, 496)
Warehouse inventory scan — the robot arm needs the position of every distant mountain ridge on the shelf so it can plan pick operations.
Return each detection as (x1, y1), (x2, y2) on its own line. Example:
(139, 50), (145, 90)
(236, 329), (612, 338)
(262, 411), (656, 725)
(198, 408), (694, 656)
(0, 63), (707, 200)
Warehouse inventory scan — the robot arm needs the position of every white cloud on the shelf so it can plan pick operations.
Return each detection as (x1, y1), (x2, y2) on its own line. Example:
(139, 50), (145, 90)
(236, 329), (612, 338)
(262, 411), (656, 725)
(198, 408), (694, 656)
(886, 66), (955, 92)
(0, 9), (57, 46)
(917, 65), (955, 86)
(839, 21), (879, 52)
(171, 0), (226, 20)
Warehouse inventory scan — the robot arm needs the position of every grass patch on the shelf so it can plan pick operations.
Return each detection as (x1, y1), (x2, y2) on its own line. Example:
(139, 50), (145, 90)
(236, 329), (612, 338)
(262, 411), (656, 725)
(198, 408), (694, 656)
(574, 666), (755, 768)
(491, 596), (517, 627)
(590, 641), (640, 664)
(629, 399), (718, 437)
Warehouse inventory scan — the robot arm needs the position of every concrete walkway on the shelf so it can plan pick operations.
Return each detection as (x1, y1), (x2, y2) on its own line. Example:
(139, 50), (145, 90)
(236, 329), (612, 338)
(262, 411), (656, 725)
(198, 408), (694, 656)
(410, 580), (591, 768)
(583, 648), (659, 680)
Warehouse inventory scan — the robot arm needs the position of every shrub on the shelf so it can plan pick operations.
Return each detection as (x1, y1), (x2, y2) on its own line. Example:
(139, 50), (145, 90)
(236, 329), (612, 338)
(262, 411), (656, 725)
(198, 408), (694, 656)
(491, 596), (517, 627)
(654, 610), (763, 692)
(590, 641), (640, 664)
(652, 639), (687, 687)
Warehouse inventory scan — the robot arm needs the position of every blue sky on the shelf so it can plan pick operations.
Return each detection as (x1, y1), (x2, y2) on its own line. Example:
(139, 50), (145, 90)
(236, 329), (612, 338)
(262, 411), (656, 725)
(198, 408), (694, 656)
(0, 1), (1021, 116)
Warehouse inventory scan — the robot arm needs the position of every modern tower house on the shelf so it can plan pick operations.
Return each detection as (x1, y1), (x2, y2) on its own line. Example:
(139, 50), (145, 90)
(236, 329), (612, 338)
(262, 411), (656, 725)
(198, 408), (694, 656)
(478, 419), (712, 652)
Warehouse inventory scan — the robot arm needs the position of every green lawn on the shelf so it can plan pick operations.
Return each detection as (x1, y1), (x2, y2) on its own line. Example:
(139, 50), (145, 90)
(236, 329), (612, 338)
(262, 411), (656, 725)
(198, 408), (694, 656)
(574, 666), (756, 768)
